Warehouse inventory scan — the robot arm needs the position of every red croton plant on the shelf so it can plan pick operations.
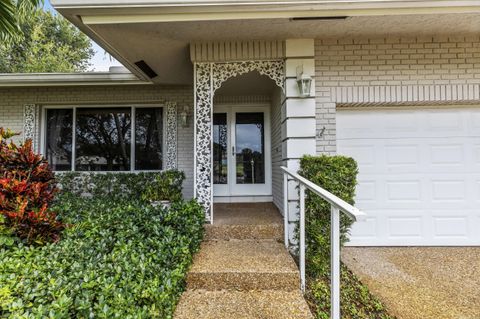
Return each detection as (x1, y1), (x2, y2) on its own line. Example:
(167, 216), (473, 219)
(0, 128), (64, 244)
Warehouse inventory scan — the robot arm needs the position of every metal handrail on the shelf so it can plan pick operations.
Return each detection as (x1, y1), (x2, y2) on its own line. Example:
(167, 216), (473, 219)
(281, 166), (366, 319)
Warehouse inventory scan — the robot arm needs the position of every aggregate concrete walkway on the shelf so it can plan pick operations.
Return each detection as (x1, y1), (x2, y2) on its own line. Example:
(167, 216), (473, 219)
(342, 247), (480, 319)
(174, 203), (313, 319)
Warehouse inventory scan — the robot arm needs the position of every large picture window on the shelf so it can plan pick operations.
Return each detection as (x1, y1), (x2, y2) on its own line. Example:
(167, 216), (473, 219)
(44, 106), (164, 171)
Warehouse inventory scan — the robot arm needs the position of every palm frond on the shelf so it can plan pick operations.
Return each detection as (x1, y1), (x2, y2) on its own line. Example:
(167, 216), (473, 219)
(0, 0), (17, 42)
(0, 0), (43, 43)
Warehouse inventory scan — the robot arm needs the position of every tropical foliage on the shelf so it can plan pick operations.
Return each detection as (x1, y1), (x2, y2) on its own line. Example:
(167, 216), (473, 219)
(300, 155), (395, 319)
(0, 128), (64, 244)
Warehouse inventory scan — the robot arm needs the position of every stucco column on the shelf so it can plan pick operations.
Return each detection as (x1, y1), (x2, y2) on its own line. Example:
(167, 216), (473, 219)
(282, 39), (316, 243)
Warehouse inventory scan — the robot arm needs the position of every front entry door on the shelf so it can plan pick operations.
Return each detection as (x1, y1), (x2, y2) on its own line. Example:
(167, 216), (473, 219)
(213, 105), (272, 198)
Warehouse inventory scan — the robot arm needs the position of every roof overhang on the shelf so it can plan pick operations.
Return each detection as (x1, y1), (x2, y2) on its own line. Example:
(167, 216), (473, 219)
(51, 0), (480, 85)
(0, 70), (148, 87)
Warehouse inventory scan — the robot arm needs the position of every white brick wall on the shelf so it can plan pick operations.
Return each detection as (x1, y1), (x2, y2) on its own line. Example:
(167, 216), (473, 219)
(315, 36), (480, 154)
(0, 85), (195, 198)
(271, 86), (283, 211)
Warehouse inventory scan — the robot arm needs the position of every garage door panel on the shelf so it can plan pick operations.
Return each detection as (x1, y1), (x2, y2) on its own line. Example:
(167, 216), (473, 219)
(354, 180), (377, 203)
(429, 144), (464, 166)
(474, 145), (480, 165)
(385, 181), (423, 203)
(469, 111), (480, 134)
(426, 110), (463, 132)
(387, 216), (423, 239)
(385, 145), (419, 166)
(339, 145), (375, 167)
(431, 180), (466, 202)
(337, 109), (476, 139)
(382, 111), (419, 134)
(339, 107), (480, 246)
(433, 215), (469, 238)
(348, 217), (378, 239)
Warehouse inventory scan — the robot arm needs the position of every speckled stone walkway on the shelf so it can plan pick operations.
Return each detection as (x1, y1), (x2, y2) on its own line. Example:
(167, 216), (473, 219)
(174, 203), (313, 319)
(342, 247), (480, 319)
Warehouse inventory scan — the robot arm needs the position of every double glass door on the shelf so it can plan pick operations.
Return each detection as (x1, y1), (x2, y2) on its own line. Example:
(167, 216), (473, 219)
(213, 106), (272, 197)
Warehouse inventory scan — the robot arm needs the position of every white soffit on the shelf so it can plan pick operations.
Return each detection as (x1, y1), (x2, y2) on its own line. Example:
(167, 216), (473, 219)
(51, 0), (480, 84)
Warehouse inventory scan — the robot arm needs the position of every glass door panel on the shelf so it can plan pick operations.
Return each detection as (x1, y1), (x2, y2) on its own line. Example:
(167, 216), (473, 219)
(235, 112), (265, 185)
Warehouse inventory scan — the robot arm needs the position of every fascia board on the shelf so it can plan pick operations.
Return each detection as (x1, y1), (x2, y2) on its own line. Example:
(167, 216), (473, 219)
(0, 73), (149, 87)
(82, 6), (480, 24)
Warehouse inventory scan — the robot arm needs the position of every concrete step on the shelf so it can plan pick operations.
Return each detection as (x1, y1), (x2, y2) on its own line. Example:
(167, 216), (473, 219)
(174, 289), (314, 319)
(204, 224), (283, 240)
(186, 239), (300, 291)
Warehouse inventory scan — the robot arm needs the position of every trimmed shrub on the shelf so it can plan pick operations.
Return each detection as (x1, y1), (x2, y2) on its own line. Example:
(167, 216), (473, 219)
(300, 155), (394, 318)
(299, 155), (358, 276)
(0, 197), (204, 318)
(0, 128), (64, 244)
(55, 170), (185, 202)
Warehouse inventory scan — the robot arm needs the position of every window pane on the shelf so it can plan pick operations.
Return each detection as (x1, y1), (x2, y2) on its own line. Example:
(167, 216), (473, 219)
(235, 112), (265, 184)
(45, 109), (73, 171)
(75, 108), (131, 171)
(135, 108), (163, 170)
(213, 113), (227, 184)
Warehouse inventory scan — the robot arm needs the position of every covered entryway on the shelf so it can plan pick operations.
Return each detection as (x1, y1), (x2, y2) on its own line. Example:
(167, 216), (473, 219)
(192, 58), (286, 221)
(212, 71), (276, 201)
(337, 106), (480, 246)
(213, 105), (272, 199)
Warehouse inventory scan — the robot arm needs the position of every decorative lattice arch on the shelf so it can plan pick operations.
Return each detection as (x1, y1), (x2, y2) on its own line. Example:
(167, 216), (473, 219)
(194, 60), (285, 221)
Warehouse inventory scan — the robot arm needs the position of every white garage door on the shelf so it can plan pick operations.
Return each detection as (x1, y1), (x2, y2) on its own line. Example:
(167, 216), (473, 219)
(337, 107), (480, 246)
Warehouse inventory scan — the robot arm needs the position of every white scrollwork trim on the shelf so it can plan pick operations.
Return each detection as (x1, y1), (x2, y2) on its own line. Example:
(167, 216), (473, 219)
(165, 102), (177, 170)
(194, 63), (213, 220)
(212, 60), (285, 93)
(23, 104), (36, 144)
(194, 60), (285, 221)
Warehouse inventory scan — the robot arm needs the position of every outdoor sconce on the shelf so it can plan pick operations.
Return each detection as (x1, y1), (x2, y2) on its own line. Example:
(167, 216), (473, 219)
(296, 65), (313, 98)
(180, 106), (189, 127)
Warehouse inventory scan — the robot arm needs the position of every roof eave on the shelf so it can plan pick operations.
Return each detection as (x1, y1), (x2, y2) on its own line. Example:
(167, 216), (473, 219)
(0, 73), (151, 87)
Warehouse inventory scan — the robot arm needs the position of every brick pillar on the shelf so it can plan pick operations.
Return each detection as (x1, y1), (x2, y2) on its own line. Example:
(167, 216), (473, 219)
(282, 39), (316, 244)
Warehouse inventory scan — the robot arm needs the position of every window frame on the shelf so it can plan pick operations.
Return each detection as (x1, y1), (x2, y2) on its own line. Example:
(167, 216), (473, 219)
(40, 104), (167, 172)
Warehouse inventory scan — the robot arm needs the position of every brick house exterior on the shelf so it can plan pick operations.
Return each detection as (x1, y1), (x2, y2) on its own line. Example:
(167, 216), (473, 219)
(1, 0), (479, 246)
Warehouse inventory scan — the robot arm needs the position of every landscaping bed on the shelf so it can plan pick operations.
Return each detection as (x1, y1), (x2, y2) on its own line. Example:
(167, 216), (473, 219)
(0, 196), (204, 318)
(0, 128), (204, 318)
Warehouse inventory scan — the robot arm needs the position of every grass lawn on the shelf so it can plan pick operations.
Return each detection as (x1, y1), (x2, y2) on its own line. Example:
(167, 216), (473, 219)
(0, 196), (204, 319)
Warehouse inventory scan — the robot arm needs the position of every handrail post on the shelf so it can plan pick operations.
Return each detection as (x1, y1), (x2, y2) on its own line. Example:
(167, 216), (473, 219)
(331, 206), (341, 319)
(299, 183), (306, 292)
(283, 172), (289, 249)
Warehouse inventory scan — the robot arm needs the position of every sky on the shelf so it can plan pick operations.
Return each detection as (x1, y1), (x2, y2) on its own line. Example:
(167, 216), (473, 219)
(44, 0), (123, 71)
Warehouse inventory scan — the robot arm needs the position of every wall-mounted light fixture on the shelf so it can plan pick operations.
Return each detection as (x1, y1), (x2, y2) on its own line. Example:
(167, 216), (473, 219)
(180, 105), (189, 127)
(296, 65), (313, 98)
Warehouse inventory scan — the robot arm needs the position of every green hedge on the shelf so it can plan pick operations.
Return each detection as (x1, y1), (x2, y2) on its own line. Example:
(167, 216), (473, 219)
(299, 155), (358, 276)
(0, 197), (204, 318)
(300, 155), (393, 319)
(55, 170), (185, 202)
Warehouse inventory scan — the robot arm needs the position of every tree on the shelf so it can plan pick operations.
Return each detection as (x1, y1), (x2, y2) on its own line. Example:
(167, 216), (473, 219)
(0, 0), (42, 42)
(0, 9), (94, 73)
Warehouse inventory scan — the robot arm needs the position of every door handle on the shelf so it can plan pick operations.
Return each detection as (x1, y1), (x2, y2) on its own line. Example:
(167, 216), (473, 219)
(232, 146), (235, 155)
